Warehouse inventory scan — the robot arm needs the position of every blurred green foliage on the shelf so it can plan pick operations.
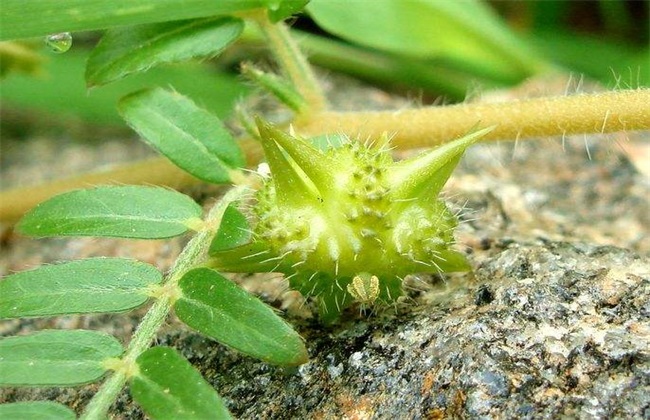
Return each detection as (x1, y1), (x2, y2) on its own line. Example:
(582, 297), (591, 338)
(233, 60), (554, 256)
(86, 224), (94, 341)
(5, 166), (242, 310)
(493, 0), (649, 88)
(297, 0), (647, 96)
(0, 50), (248, 126)
(0, 0), (647, 128)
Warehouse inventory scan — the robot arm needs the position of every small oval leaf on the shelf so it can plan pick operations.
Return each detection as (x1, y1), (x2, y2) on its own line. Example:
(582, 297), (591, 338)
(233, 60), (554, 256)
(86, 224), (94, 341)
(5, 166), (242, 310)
(0, 258), (162, 319)
(131, 346), (231, 420)
(119, 88), (245, 184)
(175, 268), (308, 366)
(17, 185), (202, 239)
(0, 330), (124, 386)
(86, 17), (244, 87)
(0, 401), (76, 420)
(209, 203), (252, 254)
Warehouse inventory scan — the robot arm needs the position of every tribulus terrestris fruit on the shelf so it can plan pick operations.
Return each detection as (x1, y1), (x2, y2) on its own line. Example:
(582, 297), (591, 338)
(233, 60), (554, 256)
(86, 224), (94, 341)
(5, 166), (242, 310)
(210, 119), (492, 322)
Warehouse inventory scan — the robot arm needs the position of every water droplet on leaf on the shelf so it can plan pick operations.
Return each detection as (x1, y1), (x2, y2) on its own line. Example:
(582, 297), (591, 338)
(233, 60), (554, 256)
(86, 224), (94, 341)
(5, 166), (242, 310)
(45, 32), (72, 53)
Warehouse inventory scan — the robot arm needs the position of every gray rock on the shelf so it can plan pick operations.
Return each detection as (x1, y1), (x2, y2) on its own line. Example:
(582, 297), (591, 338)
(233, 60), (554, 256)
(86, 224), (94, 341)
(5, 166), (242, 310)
(163, 241), (646, 419)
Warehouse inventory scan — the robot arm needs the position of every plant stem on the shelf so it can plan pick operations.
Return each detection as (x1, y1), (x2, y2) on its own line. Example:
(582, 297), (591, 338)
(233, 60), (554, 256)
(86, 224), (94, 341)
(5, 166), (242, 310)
(80, 185), (250, 420)
(254, 13), (327, 114)
(297, 89), (650, 148)
(2, 90), (648, 225)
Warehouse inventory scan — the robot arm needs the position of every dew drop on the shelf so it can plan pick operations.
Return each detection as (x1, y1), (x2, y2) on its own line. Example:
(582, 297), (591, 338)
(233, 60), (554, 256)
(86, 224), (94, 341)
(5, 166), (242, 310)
(45, 32), (72, 53)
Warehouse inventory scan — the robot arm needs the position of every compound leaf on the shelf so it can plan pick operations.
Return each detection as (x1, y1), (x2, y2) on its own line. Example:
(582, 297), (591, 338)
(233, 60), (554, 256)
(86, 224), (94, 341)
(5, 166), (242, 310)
(131, 347), (231, 420)
(209, 203), (252, 254)
(0, 401), (76, 420)
(17, 185), (202, 239)
(0, 258), (162, 319)
(175, 268), (308, 366)
(86, 17), (243, 87)
(119, 88), (245, 184)
(0, 330), (123, 386)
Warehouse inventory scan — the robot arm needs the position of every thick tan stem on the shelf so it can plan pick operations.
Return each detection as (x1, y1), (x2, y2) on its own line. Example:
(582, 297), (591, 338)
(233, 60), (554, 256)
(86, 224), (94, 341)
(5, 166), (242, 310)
(2, 90), (647, 224)
(296, 89), (650, 148)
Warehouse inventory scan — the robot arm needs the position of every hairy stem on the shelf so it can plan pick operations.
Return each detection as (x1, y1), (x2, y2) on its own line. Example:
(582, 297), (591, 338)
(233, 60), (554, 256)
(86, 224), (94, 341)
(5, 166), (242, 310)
(297, 89), (650, 148)
(2, 90), (647, 224)
(254, 13), (327, 114)
(80, 185), (250, 420)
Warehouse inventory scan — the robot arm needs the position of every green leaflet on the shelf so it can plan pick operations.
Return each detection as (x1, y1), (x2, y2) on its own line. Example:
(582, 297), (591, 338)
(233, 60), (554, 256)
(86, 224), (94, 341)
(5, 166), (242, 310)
(17, 185), (203, 239)
(307, 0), (547, 83)
(208, 242), (279, 272)
(0, 0), (306, 41)
(86, 17), (244, 87)
(241, 64), (307, 112)
(0, 330), (124, 386)
(174, 268), (308, 366)
(131, 347), (231, 420)
(209, 203), (252, 254)
(0, 258), (162, 319)
(119, 88), (245, 184)
(0, 402), (76, 420)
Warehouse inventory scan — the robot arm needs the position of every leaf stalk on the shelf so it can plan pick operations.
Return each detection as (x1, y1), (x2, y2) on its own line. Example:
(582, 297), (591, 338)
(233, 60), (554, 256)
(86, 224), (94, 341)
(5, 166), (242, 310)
(253, 12), (327, 115)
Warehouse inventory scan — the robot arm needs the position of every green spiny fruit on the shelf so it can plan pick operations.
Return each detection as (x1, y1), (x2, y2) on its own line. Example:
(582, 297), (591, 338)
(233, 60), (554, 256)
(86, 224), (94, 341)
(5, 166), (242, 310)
(210, 119), (492, 322)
